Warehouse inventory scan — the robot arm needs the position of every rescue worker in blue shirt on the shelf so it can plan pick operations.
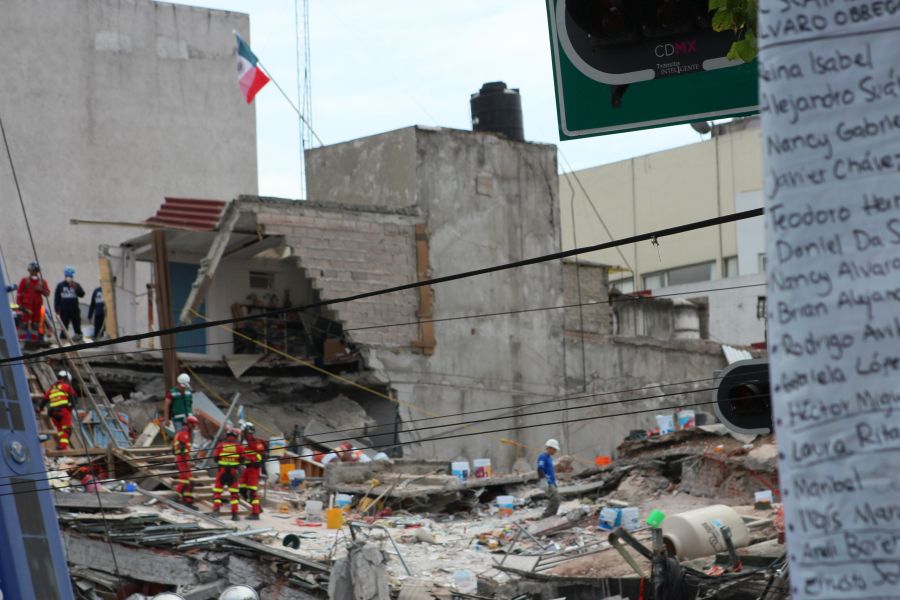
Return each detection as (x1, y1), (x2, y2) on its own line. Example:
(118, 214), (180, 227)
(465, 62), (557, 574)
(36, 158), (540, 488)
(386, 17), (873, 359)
(54, 266), (85, 341)
(88, 286), (105, 339)
(537, 438), (561, 518)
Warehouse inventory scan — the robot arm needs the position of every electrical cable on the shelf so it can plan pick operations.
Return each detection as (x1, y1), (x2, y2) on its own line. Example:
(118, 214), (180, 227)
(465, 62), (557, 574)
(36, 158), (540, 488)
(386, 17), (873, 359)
(1, 110), (122, 577)
(1, 385), (770, 493)
(0, 393), (737, 500)
(559, 150), (635, 276)
(2, 208), (765, 366)
(7, 280), (767, 370)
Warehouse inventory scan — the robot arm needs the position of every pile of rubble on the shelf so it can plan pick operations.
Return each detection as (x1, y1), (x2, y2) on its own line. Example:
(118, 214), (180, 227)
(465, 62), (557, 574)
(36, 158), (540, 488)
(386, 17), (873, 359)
(47, 425), (790, 600)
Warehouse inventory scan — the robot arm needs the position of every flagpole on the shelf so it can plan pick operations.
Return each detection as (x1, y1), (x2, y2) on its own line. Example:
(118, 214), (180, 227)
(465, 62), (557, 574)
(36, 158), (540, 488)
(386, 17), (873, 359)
(255, 58), (324, 148)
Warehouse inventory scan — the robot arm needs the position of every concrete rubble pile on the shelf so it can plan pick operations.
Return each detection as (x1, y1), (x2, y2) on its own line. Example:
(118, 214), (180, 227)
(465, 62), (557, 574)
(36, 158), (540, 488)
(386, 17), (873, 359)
(46, 426), (790, 600)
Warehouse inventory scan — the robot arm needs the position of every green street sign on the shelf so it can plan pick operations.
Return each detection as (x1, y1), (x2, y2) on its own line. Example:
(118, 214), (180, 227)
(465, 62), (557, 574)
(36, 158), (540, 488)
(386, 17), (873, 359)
(546, 0), (759, 139)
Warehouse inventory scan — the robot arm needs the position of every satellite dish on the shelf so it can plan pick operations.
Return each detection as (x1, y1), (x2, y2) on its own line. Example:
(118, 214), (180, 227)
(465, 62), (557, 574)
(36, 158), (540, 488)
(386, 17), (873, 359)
(690, 121), (712, 134)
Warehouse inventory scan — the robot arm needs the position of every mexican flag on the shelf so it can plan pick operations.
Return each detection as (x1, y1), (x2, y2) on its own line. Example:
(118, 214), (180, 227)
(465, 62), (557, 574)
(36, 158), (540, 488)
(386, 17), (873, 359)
(235, 32), (270, 104)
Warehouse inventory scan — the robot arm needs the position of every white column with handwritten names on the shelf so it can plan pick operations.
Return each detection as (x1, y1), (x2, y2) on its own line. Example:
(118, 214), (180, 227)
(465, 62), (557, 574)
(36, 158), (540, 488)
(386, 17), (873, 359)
(760, 1), (900, 598)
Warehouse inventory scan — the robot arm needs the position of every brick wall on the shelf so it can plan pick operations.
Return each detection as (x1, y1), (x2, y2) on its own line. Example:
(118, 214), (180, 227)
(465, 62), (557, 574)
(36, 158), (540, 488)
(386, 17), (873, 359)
(253, 205), (420, 348)
(563, 262), (613, 335)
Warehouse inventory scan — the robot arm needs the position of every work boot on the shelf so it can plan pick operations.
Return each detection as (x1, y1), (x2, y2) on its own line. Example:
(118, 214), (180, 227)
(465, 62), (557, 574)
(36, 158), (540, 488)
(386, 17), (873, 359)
(247, 513), (260, 521)
(209, 508), (220, 515)
(231, 513), (240, 522)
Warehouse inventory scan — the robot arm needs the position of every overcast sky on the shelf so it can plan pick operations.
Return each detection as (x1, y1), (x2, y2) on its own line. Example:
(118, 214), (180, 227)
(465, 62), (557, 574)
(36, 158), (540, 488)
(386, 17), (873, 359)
(187, 0), (705, 199)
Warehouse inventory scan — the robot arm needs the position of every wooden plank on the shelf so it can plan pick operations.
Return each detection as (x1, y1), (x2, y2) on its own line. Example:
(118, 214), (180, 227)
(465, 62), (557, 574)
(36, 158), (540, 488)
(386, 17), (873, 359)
(152, 230), (177, 390)
(97, 257), (118, 337)
(412, 224), (435, 355)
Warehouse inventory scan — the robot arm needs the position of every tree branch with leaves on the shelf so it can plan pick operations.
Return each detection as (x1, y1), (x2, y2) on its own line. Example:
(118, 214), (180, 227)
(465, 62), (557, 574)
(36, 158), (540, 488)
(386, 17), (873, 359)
(709, 0), (758, 62)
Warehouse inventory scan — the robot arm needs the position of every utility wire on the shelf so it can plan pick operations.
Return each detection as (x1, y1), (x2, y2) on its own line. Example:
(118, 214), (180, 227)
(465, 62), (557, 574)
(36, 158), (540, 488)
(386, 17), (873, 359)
(559, 150), (635, 277)
(6, 280), (766, 371)
(1, 110), (122, 577)
(3, 209), (764, 366)
(0, 392), (740, 499)
(4, 383), (768, 491)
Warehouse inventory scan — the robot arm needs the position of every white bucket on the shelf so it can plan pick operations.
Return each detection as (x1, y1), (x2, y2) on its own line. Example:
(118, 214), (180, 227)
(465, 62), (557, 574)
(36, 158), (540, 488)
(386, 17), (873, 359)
(473, 458), (492, 478)
(305, 500), (323, 518)
(288, 469), (305, 489)
(451, 461), (470, 481)
(656, 414), (675, 435)
(621, 507), (640, 531)
(662, 505), (750, 559)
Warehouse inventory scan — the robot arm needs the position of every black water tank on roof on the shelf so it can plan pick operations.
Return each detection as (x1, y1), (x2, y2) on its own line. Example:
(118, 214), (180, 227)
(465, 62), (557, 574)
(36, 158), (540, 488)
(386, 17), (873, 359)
(470, 81), (524, 142)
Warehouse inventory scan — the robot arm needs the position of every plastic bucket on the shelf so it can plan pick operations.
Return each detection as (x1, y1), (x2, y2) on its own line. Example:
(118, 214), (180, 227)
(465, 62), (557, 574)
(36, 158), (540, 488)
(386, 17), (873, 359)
(451, 461), (470, 481)
(306, 500), (323, 518)
(496, 495), (514, 516)
(335, 493), (353, 511)
(473, 458), (491, 478)
(289, 469), (305, 489)
(279, 461), (293, 484)
(326, 507), (343, 529)
(269, 436), (286, 455)
(594, 455), (612, 467)
(622, 507), (640, 531)
(656, 414), (675, 435)
(598, 507), (622, 530)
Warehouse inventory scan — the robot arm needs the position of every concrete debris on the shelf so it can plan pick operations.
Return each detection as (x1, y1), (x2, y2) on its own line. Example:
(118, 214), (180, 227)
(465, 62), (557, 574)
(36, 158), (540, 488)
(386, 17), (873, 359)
(46, 419), (786, 599)
(329, 544), (390, 600)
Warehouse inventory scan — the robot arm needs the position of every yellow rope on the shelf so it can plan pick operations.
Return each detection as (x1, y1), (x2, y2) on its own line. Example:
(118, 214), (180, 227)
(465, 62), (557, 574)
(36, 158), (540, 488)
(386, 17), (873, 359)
(189, 309), (587, 463)
(181, 364), (278, 438)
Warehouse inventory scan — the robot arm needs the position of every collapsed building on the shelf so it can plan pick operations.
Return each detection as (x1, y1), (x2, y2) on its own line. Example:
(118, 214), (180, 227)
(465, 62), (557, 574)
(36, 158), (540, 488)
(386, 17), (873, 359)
(93, 126), (738, 469)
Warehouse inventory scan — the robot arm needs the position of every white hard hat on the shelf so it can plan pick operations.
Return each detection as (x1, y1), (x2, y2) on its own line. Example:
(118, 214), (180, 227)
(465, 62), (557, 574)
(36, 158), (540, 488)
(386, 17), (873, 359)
(219, 585), (260, 600)
(57, 370), (71, 380)
(545, 438), (560, 451)
(176, 373), (191, 386)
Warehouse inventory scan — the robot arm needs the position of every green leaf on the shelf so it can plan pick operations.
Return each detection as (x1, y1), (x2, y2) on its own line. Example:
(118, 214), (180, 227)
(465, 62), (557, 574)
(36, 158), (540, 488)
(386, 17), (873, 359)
(729, 38), (758, 63)
(711, 9), (734, 31)
(709, 0), (728, 10)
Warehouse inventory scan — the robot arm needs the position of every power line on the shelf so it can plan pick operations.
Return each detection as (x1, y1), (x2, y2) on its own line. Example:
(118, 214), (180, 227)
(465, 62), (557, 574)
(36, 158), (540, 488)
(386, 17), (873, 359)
(559, 150), (635, 276)
(6, 280), (766, 371)
(1, 110), (122, 578)
(0, 393), (734, 500)
(4, 382), (769, 492)
(4, 209), (764, 366)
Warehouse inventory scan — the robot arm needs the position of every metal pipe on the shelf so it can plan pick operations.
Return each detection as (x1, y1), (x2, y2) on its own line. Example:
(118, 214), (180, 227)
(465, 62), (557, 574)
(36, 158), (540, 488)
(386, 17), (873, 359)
(176, 527), (273, 549)
(347, 521), (412, 576)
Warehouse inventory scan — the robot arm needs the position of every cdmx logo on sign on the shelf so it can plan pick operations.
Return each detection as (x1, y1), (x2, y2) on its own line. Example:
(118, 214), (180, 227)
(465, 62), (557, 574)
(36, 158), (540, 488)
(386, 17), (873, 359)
(654, 40), (698, 57)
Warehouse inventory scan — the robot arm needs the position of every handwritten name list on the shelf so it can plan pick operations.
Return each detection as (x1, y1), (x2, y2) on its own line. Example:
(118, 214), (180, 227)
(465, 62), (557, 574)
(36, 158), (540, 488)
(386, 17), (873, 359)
(760, 1), (900, 598)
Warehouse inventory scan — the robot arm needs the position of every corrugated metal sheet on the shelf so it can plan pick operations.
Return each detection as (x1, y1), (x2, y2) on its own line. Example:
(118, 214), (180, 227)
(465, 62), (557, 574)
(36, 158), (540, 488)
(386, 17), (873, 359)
(144, 197), (227, 231)
(722, 344), (753, 364)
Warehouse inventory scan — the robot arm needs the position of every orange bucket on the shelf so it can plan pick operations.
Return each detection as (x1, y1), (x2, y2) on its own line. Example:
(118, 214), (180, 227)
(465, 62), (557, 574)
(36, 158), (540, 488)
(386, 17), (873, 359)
(326, 507), (343, 529)
(595, 455), (612, 467)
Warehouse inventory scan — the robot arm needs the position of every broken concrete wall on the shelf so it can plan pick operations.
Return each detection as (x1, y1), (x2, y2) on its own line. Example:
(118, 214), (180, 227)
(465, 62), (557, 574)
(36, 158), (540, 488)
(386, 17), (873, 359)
(563, 335), (726, 458)
(307, 128), (566, 471)
(250, 198), (421, 348)
(563, 262), (613, 335)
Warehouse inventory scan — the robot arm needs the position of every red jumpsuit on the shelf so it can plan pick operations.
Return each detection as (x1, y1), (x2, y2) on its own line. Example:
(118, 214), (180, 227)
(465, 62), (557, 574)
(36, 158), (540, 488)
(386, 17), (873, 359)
(17, 276), (49, 340)
(239, 436), (267, 515)
(43, 381), (76, 450)
(173, 427), (194, 504)
(212, 437), (243, 515)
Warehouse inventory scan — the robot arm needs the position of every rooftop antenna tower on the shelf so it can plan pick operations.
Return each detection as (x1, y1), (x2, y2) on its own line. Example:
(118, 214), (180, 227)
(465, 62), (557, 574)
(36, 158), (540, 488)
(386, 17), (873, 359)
(295, 0), (313, 199)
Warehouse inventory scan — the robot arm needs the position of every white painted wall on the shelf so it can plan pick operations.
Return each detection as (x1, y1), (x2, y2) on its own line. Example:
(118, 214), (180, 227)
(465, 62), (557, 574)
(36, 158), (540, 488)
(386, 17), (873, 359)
(0, 0), (257, 303)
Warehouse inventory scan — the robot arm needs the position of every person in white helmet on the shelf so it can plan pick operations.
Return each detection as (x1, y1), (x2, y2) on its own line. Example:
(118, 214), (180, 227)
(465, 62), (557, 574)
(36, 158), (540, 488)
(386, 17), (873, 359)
(537, 438), (561, 518)
(165, 373), (194, 431)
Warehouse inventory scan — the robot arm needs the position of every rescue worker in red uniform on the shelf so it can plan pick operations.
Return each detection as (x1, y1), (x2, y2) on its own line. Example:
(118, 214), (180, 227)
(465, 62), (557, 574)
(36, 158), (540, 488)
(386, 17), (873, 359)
(173, 415), (200, 505)
(17, 262), (50, 343)
(239, 422), (267, 520)
(212, 428), (243, 521)
(42, 370), (76, 450)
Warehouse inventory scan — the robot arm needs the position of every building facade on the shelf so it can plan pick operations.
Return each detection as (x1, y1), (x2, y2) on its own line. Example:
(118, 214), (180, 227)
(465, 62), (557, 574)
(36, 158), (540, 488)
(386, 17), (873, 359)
(560, 119), (766, 345)
(0, 0), (257, 326)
